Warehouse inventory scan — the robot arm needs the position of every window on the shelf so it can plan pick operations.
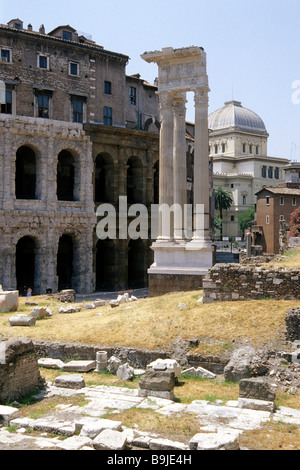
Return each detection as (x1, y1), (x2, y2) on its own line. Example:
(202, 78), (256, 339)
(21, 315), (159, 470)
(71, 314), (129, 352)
(256, 146), (259, 155)
(266, 196), (270, 206)
(243, 143), (246, 153)
(230, 183), (234, 188)
(243, 195), (247, 205)
(268, 166), (273, 179)
(34, 89), (52, 118)
(231, 215), (235, 222)
(274, 167), (279, 179)
(38, 54), (49, 69)
(292, 197), (296, 206)
(63, 30), (72, 41)
(249, 144), (252, 154)
(280, 196), (284, 205)
(129, 86), (136, 105)
(1, 88), (12, 114)
(222, 143), (226, 153)
(1, 49), (11, 63)
(262, 166), (267, 178)
(69, 61), (79, 76)
(214, 145), (218, 154)
(104, 81), (112, 95)
(104, 106), (112, 126)
(266, 215), (269, 225)
(280, 215), (285, 221)
(71, 95), (86, 123)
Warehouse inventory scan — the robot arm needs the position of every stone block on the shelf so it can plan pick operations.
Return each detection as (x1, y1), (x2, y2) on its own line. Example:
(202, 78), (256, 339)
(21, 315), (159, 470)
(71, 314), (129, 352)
(238, 397), (275, 412)
(139, 370), (176, 392)
(0, 291), (19, 313)
(9, 314), (36, 326)
(80, 419), (122, 439)
(138, 388), (175, 400)
(93, 429), (128, 450)
(149, 438), (188, 451)
(54, 374), (85, 389)
(0, 405), (20, 426)
(56, 435), (93, 451)
(239, 378), (276, 402)
(107, 356), (122, 374)
(117, 363), (135, 381)
(30, 307), (48, 320)
(38, 358), (65, 369)
(63, 360), (96, 372)
(189, 430), (240, 450)
(147, 359), (181, 377)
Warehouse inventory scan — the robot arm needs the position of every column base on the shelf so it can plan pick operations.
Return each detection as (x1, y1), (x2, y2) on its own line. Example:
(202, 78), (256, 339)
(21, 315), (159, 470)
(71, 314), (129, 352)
(147, 240), (213, 296)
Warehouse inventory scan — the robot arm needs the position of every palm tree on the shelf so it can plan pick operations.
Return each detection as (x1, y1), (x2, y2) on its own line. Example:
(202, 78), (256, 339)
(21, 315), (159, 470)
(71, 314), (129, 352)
(214, 187), (233, 239)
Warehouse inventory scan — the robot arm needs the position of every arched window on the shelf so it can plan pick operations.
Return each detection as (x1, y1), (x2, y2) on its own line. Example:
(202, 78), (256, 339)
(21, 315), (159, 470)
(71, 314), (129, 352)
(57, 150), (75, 201)
(57, 234), (73, 291)
(16, 236), (36, 295)
(94, 153), (114, 203)
(127, 156), (143, 204)
(16, 146), (37, 199)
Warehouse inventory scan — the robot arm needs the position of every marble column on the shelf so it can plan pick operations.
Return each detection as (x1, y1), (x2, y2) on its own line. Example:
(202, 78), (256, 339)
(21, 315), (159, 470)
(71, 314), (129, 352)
(172, 92), (187, 241)
(191, 88), (211, 246)
(157, 91), (174, 241)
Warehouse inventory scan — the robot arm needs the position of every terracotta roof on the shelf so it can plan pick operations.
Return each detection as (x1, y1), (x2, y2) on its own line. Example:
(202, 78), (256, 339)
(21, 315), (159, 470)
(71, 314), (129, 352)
(256, 186), (300, 196)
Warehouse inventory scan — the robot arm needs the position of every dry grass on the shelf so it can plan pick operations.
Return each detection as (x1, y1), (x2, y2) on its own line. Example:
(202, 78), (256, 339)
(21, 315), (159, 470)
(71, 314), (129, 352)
(1, 292), (299, 352)
(239, 420), (300, 450)
(266, 247), (300, 268)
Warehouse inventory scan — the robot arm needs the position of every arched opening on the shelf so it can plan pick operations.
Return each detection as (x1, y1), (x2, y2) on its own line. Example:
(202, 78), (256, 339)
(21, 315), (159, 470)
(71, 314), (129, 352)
(127, 156), (143, 204)
(153, 160), (159, 204)
(57, 234), (73, 291)
(128, 239), (145, 289)
(16, 236), (36, 295)
(95, 239), (115, 291)
(94, 153), (114, 203)
(15, 146), (37, 199)
(57, 150), (75, 201)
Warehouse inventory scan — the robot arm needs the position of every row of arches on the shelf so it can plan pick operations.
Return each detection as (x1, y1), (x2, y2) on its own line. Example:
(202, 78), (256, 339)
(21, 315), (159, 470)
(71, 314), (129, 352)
(15, 146), (159, 204)
(15, 235), (150, 295)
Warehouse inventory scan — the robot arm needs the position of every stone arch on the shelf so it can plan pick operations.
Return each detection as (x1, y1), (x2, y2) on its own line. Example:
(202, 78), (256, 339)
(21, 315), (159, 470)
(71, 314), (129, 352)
(127, 156), (144, 204)
(94, 152), (114, 203)
(16, 236), (39, 295)
(128, 238), (147, 289)
(57, 150), (76, 201)
(95, 239), (116, 291)
(15, 145), (37, 199)
(144, 117), (160, 132)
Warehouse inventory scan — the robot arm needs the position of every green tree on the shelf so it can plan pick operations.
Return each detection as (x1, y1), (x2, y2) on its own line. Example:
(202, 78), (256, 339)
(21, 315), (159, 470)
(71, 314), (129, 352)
(214, 187), (233, 238)
(238, 205), (255, 237)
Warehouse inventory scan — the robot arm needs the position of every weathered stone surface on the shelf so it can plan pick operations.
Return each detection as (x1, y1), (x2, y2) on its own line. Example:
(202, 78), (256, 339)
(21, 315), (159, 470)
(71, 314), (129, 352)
(0, 290), (19, 313)
(189, 429), (240, 450)
(238, 397), (276, 412)
(239, 378), (276, 402)
(117, 363), (135, 381)
(149, 437), (188, 451)
(0, 405), (20, 425)
(224, 346), (256, 382)
(182, 366), (216, 379)
(0, 338), (45, 403)
(30, 307), (48, 320)
(38, 358), (65, 369)
(285, 308), (300, 342)
(63, 360), (96, 372)
(147, 358), (181, 377)
(80, 419), (122, 439)
(54, 374), (85, 389)
(138, 389), (175, 400)
(139, 370), (176, 392)
(9, 314), (36, 327)
(58, 305), (81, 313)
(107, 356), (122, 374)
(56, 435), (93, 451)
(93, 429), (128, 450)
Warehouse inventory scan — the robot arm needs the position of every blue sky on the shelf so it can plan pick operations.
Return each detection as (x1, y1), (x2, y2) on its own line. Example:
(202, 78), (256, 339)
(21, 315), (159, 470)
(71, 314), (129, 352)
(1, 0), (300, 159)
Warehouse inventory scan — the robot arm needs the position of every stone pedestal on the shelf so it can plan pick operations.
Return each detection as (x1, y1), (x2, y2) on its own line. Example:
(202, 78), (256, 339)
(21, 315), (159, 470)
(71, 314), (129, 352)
(141, 47), (213, 295)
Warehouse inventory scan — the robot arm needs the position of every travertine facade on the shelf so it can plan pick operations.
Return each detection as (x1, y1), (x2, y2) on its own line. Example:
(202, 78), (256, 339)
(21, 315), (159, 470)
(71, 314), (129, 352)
(0, 19), (159, 294)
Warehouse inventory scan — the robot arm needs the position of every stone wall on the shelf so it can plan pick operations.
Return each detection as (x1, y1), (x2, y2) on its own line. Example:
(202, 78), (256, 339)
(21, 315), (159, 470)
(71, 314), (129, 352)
(203, 263), (300, 303)
(0, 338), (45, 404)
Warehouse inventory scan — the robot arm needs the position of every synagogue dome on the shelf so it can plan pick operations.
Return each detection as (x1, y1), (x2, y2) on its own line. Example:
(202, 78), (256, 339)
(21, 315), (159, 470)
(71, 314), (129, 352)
(208, 100), (268, 135)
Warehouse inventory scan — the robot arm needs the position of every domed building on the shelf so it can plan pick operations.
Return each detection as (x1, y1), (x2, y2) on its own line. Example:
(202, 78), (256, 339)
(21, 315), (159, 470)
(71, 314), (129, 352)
(208, 100), (289, 239)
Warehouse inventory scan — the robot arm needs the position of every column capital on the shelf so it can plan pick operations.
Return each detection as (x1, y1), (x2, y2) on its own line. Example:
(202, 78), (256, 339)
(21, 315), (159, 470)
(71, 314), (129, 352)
(194, 87), (210, 106)
(158, 91), (175, 110)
